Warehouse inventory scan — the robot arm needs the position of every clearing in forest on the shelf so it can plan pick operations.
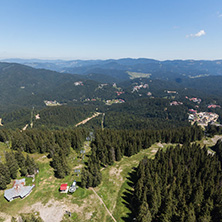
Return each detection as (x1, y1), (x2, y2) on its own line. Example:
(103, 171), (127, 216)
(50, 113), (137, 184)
(75, 112), (101, 127)
(0, 135), (220, 221)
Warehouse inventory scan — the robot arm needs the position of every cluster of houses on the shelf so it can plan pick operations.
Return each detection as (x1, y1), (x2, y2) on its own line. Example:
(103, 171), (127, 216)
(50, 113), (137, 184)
(105, 99), (125, 105)
(132, 84), (149, 93)
(59, 180), (78, 194)
(208, 104), (221, 109)
(97, 83), (108, 89)
(44, 100), (61, 106)
(188, 110), (219, 126)
(185, 96), (202, 104)
(116, 91), (125, 96)
(170, 101), (183, 106)
(74, 81), (84, 86)
(83, 98), (97, 102)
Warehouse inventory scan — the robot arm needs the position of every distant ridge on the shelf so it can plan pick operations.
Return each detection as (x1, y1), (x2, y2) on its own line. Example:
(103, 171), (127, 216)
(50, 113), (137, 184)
(1, 58), (222, 79)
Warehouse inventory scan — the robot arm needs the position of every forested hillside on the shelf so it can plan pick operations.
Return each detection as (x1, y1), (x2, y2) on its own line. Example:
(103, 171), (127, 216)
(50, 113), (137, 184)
(0, 60), (222, 221)
(81, 126), (204, 188)
(132, 143), (222, 221)
(5, 58), (222, 78)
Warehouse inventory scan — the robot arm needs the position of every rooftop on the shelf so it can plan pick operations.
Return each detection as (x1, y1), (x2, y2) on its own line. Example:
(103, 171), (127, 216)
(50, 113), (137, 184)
(4, 179), (35, 202)
(60, 184), (68, 191)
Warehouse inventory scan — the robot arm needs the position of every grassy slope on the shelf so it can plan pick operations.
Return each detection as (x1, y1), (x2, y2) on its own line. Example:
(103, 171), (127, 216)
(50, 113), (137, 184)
(0, 136), (220, 221)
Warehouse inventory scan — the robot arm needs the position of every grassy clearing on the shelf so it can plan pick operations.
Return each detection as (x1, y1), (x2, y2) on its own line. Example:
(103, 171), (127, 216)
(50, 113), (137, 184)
(127, 71), (152, 79)
(0, 146), (89, 216)
(0, 135), (221, 221)
(93, 143), (164, 222)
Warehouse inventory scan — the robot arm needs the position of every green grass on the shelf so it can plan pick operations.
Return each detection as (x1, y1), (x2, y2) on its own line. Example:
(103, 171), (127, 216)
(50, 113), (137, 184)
(0, 147), (87, 213)
(127, 71), (151, 79)
(93, 144), (162, 221)
(0, 135), (221, 221)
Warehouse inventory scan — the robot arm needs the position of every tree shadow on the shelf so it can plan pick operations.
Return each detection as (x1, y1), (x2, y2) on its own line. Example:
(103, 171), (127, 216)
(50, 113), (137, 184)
(121, 168), (138, 222)
(76, 181), (82, 187)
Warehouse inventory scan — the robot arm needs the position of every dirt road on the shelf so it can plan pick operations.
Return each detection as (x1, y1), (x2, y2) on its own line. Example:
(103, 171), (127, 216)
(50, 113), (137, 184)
(75, 112), (101, 127)
(89, 187), (117, 222)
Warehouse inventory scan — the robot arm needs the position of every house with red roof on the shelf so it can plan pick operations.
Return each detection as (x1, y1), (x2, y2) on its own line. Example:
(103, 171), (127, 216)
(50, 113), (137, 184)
(60, 184), (69, 193)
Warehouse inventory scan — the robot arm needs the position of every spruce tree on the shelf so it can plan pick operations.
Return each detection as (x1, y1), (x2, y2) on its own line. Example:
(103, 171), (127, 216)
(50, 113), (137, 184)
(5, 152), (19, 179)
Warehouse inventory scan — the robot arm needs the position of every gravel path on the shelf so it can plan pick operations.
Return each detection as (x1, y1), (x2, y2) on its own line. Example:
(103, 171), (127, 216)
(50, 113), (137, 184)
(89, 187), (117, 222)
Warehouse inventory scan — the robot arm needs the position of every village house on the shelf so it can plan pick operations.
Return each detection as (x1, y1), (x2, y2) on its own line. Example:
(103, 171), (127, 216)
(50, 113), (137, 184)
(68, 180), (78, 193)
(59, 184), (69, 193)
(116, 91), (125, 96)
(4, 179), (35, 202)
(44, 100), (61, 106)
(189, 109), (197, 113)
(208, 104), (221, 109)
(170, 101), (183, 106)
(167, 90), (177, 94)
(74, 81), (83, 86)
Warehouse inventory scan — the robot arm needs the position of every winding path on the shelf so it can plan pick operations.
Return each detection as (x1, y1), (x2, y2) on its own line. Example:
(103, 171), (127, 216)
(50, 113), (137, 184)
(89, 187), (117, 222)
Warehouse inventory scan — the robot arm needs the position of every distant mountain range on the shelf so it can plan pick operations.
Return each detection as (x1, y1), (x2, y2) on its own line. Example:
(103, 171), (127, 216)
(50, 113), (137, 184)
(2, 58), (222, 82)
(1, 60), (222, 129)
(1, 60), (222, 110)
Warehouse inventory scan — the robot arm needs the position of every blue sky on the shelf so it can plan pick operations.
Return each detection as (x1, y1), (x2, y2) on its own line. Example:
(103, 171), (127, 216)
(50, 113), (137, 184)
(0, 0), (222, 60)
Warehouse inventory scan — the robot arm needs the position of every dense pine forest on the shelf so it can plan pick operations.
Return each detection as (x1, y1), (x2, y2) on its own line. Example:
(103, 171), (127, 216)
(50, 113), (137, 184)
(0, 61), (222, 221)
(81, 126), (204, 188)
(0, 128), (87, 189)
(132, 143), (222, 222)
(0, 151), (38, 190)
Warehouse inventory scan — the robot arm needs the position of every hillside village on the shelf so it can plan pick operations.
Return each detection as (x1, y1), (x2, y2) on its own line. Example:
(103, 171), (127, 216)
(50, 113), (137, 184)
(1, 0), (222, 220)
(189, 111), (219, 126)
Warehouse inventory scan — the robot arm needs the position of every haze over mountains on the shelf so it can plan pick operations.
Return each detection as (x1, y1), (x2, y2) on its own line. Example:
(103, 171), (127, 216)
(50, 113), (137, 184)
(2, 58), (222, 81)
(0, 58), (222, 130)
(0, 59), (222, 108)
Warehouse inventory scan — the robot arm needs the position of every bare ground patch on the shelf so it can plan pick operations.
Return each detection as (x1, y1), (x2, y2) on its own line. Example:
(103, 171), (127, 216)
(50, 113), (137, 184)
(18, 196), (97, 222)
(109, 167), (123, 181)
(151, 149), (158, 153)
(0, 212), (11, 222)
(210, 135), (222, 144)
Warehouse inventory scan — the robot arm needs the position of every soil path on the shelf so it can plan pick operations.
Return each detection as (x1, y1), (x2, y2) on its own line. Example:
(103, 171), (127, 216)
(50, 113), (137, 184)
(75, 112), (101, 127)
(0, 118), (3, 126)
(89, 187), (117, 222)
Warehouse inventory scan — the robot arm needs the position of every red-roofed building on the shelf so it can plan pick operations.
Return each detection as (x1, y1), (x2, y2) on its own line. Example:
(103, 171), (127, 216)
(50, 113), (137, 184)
(208, 104), (221, 109)
(60, 184), (68, 193)
(189, 109), (197, 113)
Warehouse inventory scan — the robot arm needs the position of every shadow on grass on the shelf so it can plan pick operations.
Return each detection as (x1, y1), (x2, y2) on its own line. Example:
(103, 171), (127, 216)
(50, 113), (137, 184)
(121, 168), (138, 222)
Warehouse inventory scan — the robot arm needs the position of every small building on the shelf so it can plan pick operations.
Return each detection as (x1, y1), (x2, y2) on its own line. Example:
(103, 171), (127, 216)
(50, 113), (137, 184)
(60, 184), (69, 193)
(69, 180), (78, 193)
(167, 91), (177, 94)
(4, 179), (35, 202)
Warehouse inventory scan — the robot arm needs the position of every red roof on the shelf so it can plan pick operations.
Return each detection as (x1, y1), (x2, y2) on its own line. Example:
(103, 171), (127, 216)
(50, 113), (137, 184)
(60, 184), (68, 191)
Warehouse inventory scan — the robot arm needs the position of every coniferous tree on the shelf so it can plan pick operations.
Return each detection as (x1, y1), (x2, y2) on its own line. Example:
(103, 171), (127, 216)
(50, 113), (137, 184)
(5, 152), (19, 179)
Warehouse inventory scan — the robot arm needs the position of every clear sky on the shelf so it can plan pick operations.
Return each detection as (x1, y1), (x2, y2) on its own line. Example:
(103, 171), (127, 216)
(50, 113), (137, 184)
(0, 0), (222, 60)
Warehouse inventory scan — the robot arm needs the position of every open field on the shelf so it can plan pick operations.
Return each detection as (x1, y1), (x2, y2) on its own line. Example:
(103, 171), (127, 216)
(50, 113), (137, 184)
(0, 135), (221, 221)
(126, 71), (152, 79)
